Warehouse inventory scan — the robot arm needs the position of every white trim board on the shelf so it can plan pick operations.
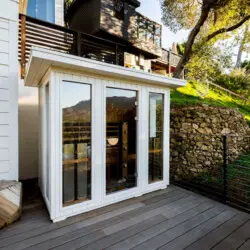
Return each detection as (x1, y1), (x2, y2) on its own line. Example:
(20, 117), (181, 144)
(25, 46), (186, 89)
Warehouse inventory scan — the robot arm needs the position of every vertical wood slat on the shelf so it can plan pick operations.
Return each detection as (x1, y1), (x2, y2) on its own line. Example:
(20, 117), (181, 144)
(20, 14), (26, 79)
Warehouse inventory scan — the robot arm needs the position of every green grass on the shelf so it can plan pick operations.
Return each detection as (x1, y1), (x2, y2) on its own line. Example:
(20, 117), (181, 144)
(171, 81), (250, 125)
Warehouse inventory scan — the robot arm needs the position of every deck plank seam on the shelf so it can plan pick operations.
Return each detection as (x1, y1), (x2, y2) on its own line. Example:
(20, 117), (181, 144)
(101, 202), (216, 250)
(210, 219), (250, 250)
(132, 206), (227, 250)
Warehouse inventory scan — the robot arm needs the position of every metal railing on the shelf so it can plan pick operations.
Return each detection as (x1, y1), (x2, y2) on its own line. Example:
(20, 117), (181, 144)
(158, 49), (182, 67)
(18, 14), (125, 78)
(170, 133), (250, 213)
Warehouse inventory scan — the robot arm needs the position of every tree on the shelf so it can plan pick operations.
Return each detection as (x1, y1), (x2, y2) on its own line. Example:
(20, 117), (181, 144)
(160, 0), (250, 79)
(185, 44), (232, 81)
(64, 0), (73, 27)
(235, 22), (250, 68)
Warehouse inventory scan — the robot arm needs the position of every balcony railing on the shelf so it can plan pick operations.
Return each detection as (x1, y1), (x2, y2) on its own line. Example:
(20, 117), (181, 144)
(18, 14), (183, 79)
(160, 48), (182, 67)
(19, 14), (125, 78)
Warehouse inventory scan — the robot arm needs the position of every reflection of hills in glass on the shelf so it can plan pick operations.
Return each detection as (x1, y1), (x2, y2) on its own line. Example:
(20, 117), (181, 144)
(63, 96), (136, 122)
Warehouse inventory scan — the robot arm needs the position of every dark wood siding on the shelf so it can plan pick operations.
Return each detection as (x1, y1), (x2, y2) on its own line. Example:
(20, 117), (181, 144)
(68, 0), (101, 34)
(100, 0), (162, 58)
(68, 0), (162, 58)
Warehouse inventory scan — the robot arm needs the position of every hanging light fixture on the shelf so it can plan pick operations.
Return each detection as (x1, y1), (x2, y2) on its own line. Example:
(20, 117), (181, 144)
(107, 137), (119, 146)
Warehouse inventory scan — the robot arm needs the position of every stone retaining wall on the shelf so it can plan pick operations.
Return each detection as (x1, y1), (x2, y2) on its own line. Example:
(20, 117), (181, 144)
(170, 105), (250, 180)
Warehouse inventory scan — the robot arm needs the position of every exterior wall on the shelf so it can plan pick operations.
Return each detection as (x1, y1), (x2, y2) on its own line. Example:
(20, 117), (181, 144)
(68, 0), (101, 34)
(18, 85), (39, 180)
(100, 0), (162, 57)
(0, 0), (19, 181)
(19, 0), (64, 26)
(55, 0), (64, 26)
(39, 68), (170, 222)
(18, 0), (64, 180)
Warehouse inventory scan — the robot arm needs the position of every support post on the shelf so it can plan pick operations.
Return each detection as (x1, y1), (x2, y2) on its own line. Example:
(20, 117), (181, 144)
(115, 44), (119, 65)
(77, 32), (82, 56)
(168, 51), (171, 75)
(223, 135), (228, 202)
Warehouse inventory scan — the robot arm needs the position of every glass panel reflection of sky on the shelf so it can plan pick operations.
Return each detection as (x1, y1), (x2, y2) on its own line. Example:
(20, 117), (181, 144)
(62, 82), (91, 109)
(27, 0), (55, 23)
(107, 88), (136, 98)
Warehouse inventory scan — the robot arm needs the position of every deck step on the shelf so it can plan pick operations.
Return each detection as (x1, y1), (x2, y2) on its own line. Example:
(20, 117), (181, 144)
(0, 181), (22, 229)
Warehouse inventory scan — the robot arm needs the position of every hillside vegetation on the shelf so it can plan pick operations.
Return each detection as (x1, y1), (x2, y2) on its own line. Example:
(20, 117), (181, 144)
(171, 81), (250, 125)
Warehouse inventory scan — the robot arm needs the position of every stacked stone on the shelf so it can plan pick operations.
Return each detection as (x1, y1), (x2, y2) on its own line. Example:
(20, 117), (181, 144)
(170, 105), (250, 180)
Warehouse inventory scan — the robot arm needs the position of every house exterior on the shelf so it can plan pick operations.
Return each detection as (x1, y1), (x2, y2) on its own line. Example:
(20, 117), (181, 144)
(0, 0), (186, 222)
(66, 0), (180, 74)
(0, 0), (19, 181)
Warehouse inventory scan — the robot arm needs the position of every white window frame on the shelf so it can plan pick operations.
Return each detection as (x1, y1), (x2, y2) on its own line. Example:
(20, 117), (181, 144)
(42, 70), (170, 222)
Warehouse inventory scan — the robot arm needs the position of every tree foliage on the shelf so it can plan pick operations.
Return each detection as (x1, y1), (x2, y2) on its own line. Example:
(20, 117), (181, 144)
(242, 60), (250, 73)
(160, 0), (250, 78)
(215, 68), (250, 97)
(186, 44), (232, 82)
(64, 0), (73, 26)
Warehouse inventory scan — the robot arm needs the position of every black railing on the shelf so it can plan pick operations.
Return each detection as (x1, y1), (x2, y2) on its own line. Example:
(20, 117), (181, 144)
(18, 14), (125, 78)
(170, 133), (250, 213)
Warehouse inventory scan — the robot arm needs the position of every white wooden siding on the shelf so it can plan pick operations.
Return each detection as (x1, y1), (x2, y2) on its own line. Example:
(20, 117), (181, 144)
(55, 0), (64, 26)
(0, 0), (19, 181)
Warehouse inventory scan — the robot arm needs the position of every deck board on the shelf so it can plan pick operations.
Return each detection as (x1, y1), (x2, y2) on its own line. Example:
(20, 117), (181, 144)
(185, 213), (250, 250)
(212, 220), (250, 250)
(0, 185), (249, 250)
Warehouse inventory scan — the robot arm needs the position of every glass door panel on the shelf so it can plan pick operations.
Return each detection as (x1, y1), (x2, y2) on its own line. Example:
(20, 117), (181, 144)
(148, 93), (164, 183)
(106, 88), (137, 194)
(61, 82), (91, 206)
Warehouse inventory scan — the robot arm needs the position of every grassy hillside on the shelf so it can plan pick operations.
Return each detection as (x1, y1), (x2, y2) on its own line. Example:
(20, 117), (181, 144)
(171, 81), (250, 125)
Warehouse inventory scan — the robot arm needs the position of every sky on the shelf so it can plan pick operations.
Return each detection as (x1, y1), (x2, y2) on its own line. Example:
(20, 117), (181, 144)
(137, 0), (189, 50)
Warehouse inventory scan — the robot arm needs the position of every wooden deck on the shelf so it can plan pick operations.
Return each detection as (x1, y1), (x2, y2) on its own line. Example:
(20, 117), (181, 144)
(0, 185), (249, 250)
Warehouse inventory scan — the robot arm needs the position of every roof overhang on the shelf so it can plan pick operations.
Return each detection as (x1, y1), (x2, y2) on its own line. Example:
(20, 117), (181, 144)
(25, 46), (186, 88)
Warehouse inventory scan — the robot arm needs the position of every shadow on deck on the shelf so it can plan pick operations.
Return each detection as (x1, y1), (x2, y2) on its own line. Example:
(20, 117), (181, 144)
(0, 185), (249, 250)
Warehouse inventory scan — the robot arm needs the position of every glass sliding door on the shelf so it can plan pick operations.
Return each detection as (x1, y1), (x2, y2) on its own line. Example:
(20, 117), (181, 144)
(148, 93), (164, 183)
(61, 82), (91, 206)
(106, 88), (137, 194)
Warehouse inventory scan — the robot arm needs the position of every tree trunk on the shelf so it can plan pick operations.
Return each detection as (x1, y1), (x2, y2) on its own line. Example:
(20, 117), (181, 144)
(235, 23), (249, 68)
(173, 7), (211, 78)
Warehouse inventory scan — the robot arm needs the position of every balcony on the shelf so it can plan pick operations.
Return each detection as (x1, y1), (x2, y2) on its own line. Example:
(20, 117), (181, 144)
(158, 48), (182, 67)
(19, 14), (125, 78)
(127, 12), (163, 58)
(19, 14), (182, 79)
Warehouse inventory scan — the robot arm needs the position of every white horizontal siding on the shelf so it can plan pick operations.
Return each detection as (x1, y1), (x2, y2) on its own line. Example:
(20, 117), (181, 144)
(0, 65), (9, 77)
(0, 88), (9, 100)
(0, 20), (8, 29)
(0, 40), (9, 53)
(0, 136), (9, 148)
(0, 101), (9, 112)
(0, 125), (9, 136)
(0, 1), (19, 181)
(0, 53), (9, 65)
(0, 113), (9, 124)
(0, 28), (9, 42)
(0, 148), (9, 161)
(0, 77), (9, 89)
(0, 161), (9, 173)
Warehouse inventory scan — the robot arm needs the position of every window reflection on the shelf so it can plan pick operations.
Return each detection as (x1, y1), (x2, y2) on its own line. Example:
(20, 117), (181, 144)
(62, 82), (91, 206)
(149, 93), (164, 183)
(27, 0), (55, 23)
(106, 88), (137, 194)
